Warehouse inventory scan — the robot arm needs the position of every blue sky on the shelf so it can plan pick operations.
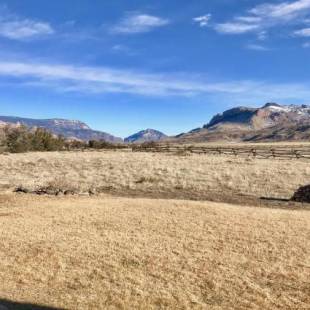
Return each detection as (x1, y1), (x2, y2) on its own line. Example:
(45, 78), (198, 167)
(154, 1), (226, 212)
(1, 0), (310, 137)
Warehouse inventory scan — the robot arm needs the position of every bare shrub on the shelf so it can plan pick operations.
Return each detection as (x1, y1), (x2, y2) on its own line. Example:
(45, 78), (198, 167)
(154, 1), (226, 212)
(291, 185), (310, 203)
(135, 177), (156, 184)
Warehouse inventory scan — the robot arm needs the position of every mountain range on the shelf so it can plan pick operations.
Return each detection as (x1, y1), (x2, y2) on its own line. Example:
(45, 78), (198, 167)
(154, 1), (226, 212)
(0, 116), (123, 143)
(1, 103), (310, 143)
(0, 116), (167, 143)
(174, 103), (310, 142)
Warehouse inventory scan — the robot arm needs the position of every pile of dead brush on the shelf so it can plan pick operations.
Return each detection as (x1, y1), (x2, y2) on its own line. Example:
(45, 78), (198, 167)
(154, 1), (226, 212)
(291, 185), (310, 203)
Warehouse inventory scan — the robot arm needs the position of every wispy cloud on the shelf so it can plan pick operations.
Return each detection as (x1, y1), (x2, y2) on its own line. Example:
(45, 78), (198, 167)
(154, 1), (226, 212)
(214, 0), (310, 37)
(249, 0), (310, 20)
(0, 61), (233, 96)
(111, 13), (169, 34)
(294, 27), (310, 36)
(0, 6), (54, 40)
(215, 23), (259, 34)
(111, 44), (137, 56)
(193, 14), (211, 27)
(0, 20), (54, 40)
(0, 61), (310, 103)
(245, 43), (271, 51)
(257, 31), (268, 41)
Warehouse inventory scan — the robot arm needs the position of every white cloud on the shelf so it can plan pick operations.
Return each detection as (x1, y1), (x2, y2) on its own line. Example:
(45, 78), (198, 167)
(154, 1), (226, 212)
(245, 43), (270, 51)
(215, 23), (259, 34)
(250, 0), (310, 20)
(0, 20), (54, 40)
(193, 14), (211, 27)
(111, 13), (169, 34)
(235, 16), (262, 23)
(0, 61), (310, 104)
(111, 44), (137, 56)
(294, 27), (310, 36)
(302, 41), (310, 46)
(214, 0), (310, 36)
(257, 31), (268, 40)
(0, 61), (235, 96)
(0, 7), (54, 40)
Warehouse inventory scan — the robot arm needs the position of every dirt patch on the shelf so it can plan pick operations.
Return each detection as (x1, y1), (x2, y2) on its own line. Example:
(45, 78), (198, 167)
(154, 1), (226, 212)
(0, 213), (13, 217)
(11, 185), (310, 210)
(96, 187), (310, 210)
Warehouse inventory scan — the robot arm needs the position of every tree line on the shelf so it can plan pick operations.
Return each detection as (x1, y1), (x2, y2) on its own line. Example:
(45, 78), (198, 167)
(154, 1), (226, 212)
(0, 126), (125, 153)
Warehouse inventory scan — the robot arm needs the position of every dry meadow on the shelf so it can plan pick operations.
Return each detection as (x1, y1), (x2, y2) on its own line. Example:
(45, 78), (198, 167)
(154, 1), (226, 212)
(0, 150), (310, 309)
(0, 194), (309, 309)
(0, 150), (310, 200)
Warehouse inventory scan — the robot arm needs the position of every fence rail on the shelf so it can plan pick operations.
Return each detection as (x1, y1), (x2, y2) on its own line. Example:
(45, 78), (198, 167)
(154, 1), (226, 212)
(132, 144), (310, 159)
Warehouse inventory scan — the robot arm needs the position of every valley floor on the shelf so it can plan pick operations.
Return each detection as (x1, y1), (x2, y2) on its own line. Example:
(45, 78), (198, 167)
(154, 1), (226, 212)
(0, 150), (310, 309)
(0, 194), (309, 309)
(1, 150), (310, 200)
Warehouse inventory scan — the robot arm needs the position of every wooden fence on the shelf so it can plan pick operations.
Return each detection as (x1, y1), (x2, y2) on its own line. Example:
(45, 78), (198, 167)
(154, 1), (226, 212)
(132, 144), (310, 160)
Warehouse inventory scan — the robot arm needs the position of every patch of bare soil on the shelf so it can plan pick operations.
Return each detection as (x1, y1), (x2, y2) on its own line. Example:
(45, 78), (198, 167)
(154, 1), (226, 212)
(10, 184), (310, 210)
(97, 187), (310, 210)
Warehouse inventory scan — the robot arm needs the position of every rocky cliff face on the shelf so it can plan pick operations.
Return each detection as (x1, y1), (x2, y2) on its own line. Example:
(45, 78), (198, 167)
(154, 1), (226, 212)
(204, 103), (310, 131)
(0, 116), (122, 143)
(205, 106), (257, 130)
(175, 103), (310, 142)
(125, 129), (167, 143)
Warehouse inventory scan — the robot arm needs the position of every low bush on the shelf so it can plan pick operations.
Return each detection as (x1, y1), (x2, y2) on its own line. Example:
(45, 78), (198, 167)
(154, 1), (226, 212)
(4, 126), (66, 153)
(88, 140), (127, 150)
(2, 126), (125, 153)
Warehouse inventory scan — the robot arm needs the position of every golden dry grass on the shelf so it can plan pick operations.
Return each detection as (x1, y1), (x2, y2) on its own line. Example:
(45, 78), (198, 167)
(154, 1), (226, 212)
(0, 194), (309, 309)
(0, 150), (310, 199)
(1, 149), (310, 309)
(182, 142), (310, 147)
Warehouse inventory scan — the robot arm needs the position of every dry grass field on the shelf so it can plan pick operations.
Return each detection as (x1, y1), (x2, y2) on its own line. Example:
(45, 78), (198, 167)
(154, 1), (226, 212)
(0, 149), (310, 309)
(0, 150), (310, 200)
(0, 194), (309, 309)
